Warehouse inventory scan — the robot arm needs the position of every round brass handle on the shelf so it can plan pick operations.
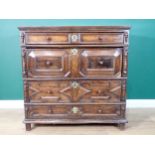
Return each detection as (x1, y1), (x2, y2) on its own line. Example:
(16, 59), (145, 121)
(71, 48), (78, 55)
(46, 60), (52, 66)
(71, 81), (79, 88)
(71, 34), (78, 42)
(71, 107), (79, 114)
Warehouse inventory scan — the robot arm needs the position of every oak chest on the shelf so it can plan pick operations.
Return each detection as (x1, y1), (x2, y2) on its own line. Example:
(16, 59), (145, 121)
(18, 26), (130, 131)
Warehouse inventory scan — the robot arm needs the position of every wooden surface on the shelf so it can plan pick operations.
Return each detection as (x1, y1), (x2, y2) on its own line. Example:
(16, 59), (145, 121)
(19, 26), (129, 130)
(18, 26), (131, 32)
(0, 108), (155, 135)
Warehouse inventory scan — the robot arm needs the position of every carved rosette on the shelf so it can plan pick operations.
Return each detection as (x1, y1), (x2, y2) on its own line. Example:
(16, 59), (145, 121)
(122, 46), (128, 77)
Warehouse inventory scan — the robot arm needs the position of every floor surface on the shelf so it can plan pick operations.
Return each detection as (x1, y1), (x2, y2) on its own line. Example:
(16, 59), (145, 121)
(0, 108), (155, 135)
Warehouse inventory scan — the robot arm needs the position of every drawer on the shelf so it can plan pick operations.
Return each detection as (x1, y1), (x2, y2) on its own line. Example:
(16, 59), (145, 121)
(25, 33), (69, 44)
(25, 48), (122, 78)
(26, 104), (122, 119)
(81, 33), (124, 44)
(26, 49), (70, 78)
(26, 80), (123, 103)
(25, 33), (124, 45)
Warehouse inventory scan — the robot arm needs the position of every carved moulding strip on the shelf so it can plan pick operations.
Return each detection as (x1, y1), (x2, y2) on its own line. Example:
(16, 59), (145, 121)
(24, 80), (29, 103)
(20, 31), (25, 45)
(124, 31), (129, 45)
(121, 80), (127, 102)
(122, 46), (128, 77)
(21, 48), (27, 77)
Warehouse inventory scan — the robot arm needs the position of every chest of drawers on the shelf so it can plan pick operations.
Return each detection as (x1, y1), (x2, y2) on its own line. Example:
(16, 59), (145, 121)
(18, 26), (130, 131)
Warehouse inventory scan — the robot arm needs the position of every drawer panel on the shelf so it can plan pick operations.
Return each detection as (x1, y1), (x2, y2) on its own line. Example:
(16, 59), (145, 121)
(81, 33), (124, 44)
(80, 48), (122, 78)
(26, 104), (121, 119)
(27, 81), (71, 103)
(26, 80), (123, 103)
(25, 33), (69, 44)
(26, 49), (70, 78)
(25, 33), (124, 45)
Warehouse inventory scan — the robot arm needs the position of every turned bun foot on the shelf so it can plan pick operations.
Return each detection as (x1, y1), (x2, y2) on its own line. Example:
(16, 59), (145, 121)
(25, 123), (31, 131)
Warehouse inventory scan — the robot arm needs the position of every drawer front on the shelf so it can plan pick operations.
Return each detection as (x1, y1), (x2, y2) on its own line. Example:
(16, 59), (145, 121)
(26, 80), (123, 103)
(26, 104), (122, 119)
(25, 48), (122, 78)
(80, 48), (122, 77)
(81, 33), (124, 44)
(25, 33), (124, 45)
(26, 49), (70, 78)
(25, 33), (69, 44)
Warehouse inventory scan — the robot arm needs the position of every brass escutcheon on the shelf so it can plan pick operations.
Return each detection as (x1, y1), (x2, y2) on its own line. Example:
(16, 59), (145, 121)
(71, 81), (79, 88)
(71, 107), (79, 114)
(71, 34), (78, 42)
(71, 48), (78, 55)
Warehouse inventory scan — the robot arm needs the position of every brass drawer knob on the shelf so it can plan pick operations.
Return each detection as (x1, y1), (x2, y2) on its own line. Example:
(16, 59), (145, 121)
(71, 34), (78, 42)
(71, 107), (79, 114)
(71, 81), (79, 88)
(71, 48), (78, 55)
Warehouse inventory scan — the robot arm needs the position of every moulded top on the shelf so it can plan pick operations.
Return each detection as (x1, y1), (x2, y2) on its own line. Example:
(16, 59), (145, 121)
(18, 26), (131, 32)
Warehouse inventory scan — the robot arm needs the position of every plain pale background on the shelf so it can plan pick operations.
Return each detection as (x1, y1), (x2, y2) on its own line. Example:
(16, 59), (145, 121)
(0, 19), (155, 99)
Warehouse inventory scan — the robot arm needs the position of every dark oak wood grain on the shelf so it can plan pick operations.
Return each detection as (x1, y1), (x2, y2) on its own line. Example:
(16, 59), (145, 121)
(19, 26), (130, 131)
(26, 80), (123, 103)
